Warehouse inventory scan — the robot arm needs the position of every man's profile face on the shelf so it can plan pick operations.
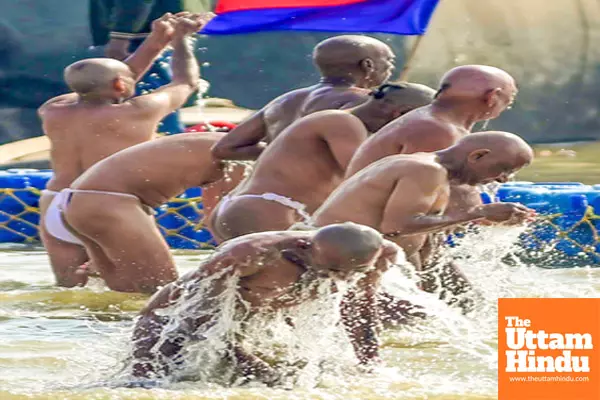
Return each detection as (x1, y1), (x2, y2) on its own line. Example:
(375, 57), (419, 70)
(371, 45), (395, 86)
(488, 80), (518, 118)
(468, 154), (524, 185)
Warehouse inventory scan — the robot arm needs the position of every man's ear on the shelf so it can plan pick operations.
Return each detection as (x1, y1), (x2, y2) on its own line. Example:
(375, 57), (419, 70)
(484, 87), (502, 108)
(113, 77), (126, 93)
(467, 149), (491, 163)
(360, 58), (375, 73)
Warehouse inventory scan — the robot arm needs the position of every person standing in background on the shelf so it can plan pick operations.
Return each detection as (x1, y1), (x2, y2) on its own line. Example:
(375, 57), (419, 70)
(89, 0), (214, 134)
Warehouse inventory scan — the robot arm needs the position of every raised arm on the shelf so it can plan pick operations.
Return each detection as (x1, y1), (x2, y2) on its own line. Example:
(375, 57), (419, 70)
(126, 13), (213, 121)
(121, 13), (176, 80)
(211, 110), (268, 160)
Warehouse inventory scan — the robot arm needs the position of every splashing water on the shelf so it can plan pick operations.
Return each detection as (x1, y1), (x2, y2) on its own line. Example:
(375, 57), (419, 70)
(1, 224), (599, 399)
(480, 118), (491, 131)
(223, 160), (254, 181)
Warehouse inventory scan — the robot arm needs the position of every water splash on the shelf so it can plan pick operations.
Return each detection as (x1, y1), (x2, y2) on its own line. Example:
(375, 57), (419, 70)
(1, 233), (599, 398)
(223, 160), (254, 181)
(479, 119), (491, 131)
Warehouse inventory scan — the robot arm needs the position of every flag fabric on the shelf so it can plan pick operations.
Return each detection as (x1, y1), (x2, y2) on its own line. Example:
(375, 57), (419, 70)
(201, 0), (440, 35)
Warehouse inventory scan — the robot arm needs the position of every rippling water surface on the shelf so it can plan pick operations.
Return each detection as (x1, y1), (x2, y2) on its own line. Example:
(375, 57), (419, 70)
(0, 224), (598, 399)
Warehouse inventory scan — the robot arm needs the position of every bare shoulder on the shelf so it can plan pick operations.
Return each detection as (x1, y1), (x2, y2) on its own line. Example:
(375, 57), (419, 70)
(38, 100), (73, 120)
(334, 87), (369, 102)
(377, 110), (460, 152)
(304, 109), (359, 125)
(408, 157), (447, 183)
(123, 92), (167, 113)
(306, 86), (368, 112)
(267, 87), (312, 107)
(382, 155), (446, 181)
(38, 93), (79, 116)
(39, 103), (78, 138)
(405, 113), (460, 143)
(281, 110), (359, 136)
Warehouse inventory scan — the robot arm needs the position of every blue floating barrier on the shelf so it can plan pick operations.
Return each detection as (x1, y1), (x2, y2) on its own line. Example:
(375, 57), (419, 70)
(533, 182), (584, 186)
(491, 182), (600, 262)
(182, 187), (203, 199)
(0, 169), (596, 257)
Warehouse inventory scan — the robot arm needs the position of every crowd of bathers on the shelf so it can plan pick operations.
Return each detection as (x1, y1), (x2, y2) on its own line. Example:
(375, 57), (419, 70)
(37, 12), (536, 385)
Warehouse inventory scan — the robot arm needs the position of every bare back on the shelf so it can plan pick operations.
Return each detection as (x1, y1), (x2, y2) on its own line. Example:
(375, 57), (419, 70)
(346, 106), (465, 177)
(149, 231), (315, 312)
(241, 110), (368, 213)
(71, 132), (225, 207)
(313, 155), (450, 255)
(41, 99), (164, 191)
(263, 84), (369, 141)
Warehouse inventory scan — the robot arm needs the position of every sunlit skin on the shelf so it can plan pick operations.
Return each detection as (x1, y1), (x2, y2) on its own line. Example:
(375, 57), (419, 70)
(38, 13), (212, 289)
(211, 35), (397, 162)
(129, 224), (422, 384)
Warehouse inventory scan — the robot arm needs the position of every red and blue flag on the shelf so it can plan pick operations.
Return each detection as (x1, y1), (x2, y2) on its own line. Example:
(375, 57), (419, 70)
(201, 0), (440, 35)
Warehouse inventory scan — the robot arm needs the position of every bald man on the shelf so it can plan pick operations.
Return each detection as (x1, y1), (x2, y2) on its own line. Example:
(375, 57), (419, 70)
(56, 132), (225, 293)
(211, 35), (396, 161)
(203, 35), (395, 223)
(345, 65), (518, 280)
(346, 65), (518, 175)
(208, 83), (436, 243)
(130, 223), (403, 383)
(38, 13), (213, 288)
(310, 132), (535, 308)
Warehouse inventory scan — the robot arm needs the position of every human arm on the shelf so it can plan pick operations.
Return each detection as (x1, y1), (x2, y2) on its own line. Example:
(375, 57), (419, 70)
(321, 112), (369, 171)
(121, 13), (176, 80)
(131, 281), (181, 378)
(130, 238), (273, 379)
(211, 111), (268, 160)
(341, 243), (395, 366)
(381, 169), (534, 237)
(380, 166), (481, 237)
(126, 14), (213, 120)
(341, 272), (381, 366)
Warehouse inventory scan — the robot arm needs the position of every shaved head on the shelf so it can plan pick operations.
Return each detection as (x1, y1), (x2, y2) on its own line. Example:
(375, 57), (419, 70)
(434, 65), (517, 120)
(371, 82), (435, 109)
(353, 82), (435, 132)
(436, 65), (516, 99)
(442, 131), (534, 185)
(313, 35), (394, 86)
(457, 131), (533, 159)
(64, 58), (133, 96)
(313, 222), (383, 269)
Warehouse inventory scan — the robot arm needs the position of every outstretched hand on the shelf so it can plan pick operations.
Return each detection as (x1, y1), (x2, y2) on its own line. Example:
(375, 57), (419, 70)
(476, 202), (536, 225)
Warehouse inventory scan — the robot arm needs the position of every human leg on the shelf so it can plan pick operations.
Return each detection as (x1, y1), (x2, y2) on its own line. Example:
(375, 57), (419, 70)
(39, 193), (89, 287)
